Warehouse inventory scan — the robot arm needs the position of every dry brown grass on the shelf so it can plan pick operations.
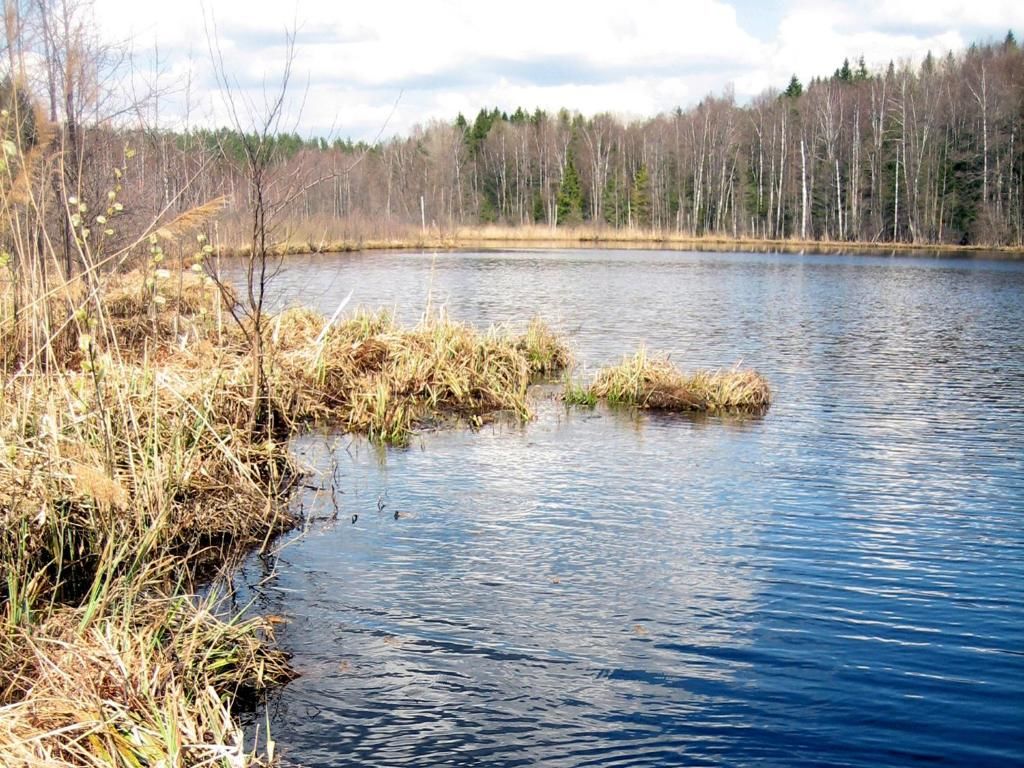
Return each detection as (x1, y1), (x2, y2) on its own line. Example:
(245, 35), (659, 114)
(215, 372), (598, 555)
(0, 576), (291, 768)
(266, 307), (568, 443)
(209, 219), (1024, 259)
(0, 102), (303, 766)
(0, 358), (295, 766)
(575, 347), (771, 414)
(214, 221), (1024, 258)
(1, 259), (572, 767)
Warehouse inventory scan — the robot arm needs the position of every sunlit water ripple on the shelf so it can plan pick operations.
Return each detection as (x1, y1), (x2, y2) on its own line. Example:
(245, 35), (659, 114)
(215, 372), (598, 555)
(229, 250), (1024, 767)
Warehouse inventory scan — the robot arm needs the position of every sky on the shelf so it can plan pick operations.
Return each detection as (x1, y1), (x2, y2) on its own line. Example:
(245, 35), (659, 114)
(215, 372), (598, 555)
(92, 0), (1023, 141)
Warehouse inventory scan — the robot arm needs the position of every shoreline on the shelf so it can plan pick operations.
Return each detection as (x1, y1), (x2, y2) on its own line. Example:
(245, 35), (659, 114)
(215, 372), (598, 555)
(216, 227), (1024, 259)
(0, 282), (576, 765)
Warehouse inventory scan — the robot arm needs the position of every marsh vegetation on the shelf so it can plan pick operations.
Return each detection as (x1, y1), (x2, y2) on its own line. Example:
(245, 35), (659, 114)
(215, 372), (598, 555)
(565, 348), (771, 414)
(0, 254), (578, 764)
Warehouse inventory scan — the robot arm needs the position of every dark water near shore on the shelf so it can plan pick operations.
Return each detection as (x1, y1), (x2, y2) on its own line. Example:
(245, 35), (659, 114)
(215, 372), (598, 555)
(233, 249), (1024, 767)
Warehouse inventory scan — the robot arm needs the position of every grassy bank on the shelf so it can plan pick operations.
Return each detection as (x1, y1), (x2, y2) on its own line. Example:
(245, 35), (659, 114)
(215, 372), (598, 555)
(214, 223), (1024, 258)
(1, 266), (569, 766)
(565, 348), (771, 415)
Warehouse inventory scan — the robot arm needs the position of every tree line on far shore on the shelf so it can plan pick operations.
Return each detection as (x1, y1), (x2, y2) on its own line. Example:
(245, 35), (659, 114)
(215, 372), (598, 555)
(2, 3), (1022, 272)
(329, 35), (1023, 247)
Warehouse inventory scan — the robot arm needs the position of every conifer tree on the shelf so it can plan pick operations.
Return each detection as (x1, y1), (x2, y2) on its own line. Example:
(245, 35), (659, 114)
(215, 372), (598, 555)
(532, 192), (546, 224)
(836, 58), (853, 82)
(556, 156), (584, 226)
(784, 75), (803, 99)
(856, 55), (869, 80)
(631, 165), (652, 228)
(603, 175), (623, 227)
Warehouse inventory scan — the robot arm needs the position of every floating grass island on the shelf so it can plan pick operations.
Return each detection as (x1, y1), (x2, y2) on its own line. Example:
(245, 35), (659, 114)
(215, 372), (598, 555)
(565, 348), (771, 414)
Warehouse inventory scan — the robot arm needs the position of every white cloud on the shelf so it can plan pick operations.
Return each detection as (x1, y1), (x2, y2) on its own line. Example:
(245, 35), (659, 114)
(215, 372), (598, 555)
(866, 0), (1024, 30)
(91, 0), (1019, 139)
(765, 1), (966, 87)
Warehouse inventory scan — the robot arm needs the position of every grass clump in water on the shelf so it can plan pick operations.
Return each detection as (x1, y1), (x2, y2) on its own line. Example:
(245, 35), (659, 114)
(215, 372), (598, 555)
(561, 374), (598, 407)
(570, 347), (771, 414)
(518, 317), (572, 376)
(269, 309), (570, 445)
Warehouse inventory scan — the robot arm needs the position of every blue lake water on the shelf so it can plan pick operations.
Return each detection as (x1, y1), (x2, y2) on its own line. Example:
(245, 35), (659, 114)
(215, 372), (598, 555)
(232, 249), (1024, 767)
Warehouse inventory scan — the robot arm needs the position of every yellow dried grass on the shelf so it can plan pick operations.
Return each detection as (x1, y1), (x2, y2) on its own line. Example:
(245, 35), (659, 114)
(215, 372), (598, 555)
(582, 347), (771, 414)
(1, 256), (571, 767)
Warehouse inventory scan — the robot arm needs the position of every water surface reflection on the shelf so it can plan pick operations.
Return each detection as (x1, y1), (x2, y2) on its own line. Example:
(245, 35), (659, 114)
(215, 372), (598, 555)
(232, 249), (1024, 767)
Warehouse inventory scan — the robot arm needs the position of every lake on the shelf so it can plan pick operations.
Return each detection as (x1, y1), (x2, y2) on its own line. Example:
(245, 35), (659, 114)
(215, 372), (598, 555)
(230, 249), (1024, 767)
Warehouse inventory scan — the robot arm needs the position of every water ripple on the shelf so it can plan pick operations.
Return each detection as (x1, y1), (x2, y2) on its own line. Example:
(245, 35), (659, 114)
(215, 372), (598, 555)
(233, 250), (1024, 767)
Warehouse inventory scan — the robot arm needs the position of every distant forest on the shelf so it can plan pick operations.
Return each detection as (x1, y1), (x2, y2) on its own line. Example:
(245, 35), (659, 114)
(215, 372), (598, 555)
(179, 35), (1024, 247)
(3, 10), (1023, 254)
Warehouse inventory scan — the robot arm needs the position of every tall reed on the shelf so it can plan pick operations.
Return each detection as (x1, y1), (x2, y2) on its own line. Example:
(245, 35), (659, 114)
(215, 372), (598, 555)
(0, 96), (298, 766)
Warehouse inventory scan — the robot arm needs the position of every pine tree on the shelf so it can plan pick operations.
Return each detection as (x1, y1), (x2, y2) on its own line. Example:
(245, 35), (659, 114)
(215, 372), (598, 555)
(603, 175), (624, 227)
(856, 56), (869, 81)
(631, 165), (652, 227)
(532, 192), (546, 224)
(556, 156), (584, 226)
(784, 75), (803, 99)
(836, 58), (853, 83)
(468, 108), (498, 155)
(0, 78), (39, 148)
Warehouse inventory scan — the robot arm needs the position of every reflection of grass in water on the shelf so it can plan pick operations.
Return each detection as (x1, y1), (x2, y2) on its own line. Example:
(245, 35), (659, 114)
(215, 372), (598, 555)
(565, 347), (771, 416)
(643, 406), (768, 433)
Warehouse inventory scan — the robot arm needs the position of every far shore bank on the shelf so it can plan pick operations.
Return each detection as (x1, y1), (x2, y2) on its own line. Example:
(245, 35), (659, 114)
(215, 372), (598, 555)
(215, 226), (1024, 259)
